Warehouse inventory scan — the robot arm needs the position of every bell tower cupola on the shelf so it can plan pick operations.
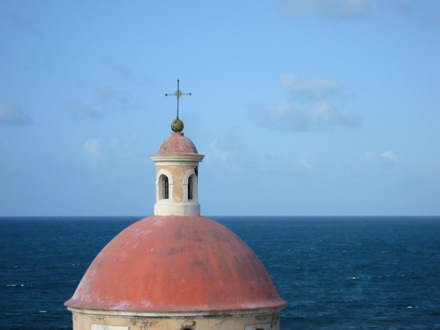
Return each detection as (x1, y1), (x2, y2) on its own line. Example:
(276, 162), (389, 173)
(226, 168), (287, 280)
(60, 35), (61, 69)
(150, 80), (204, 216)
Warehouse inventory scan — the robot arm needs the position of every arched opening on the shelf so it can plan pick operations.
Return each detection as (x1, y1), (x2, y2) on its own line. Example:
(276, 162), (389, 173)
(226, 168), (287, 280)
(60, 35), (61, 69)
(159, 175), (169, 200)
(183, 170), (197, 202)
(188, 176), (193, 200)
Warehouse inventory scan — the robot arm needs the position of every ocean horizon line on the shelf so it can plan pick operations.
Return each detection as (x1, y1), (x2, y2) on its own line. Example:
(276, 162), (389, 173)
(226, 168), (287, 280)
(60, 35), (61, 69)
(1, 214), (439, 220)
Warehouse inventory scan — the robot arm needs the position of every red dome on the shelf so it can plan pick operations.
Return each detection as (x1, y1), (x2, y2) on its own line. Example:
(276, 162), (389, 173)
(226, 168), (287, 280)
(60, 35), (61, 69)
(157, 132), (198, 155)
(65, 216), (286, 312)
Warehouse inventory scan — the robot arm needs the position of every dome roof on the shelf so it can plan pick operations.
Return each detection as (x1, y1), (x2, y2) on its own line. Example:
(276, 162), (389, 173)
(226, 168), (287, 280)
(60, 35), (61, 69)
(157, 132), (198, 155)
(65, 215), (286, 312)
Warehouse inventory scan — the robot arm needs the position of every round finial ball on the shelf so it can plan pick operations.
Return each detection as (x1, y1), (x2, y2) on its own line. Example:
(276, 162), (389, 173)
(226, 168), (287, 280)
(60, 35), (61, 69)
(171, 118), (184, 132)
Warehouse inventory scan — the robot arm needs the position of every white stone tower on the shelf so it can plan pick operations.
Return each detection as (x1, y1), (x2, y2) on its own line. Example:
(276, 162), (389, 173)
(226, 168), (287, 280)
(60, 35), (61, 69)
(150, 131), (204, 216)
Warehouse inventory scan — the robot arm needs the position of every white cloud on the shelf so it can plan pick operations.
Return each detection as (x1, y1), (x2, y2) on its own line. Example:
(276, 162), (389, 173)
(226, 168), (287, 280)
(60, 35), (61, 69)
(207, 139), (234, 170)
(252, 103), (308, 132)
(253, 102), (360, 132)
(84, 138), (102, 158)
(364, 150), (400, 169)
(381, 150), (398, 162)
(82, 135), (146, 175)
(280, 0), (374, 18)
(298, 155), (316, 172)
(311, 101), (361, 128)
(79, 135), (149, 187)
(279, 75), (343, 100)
(365, 150), (398, 162)
(251, 75), (361, 132)
(0, 101), (33, 125)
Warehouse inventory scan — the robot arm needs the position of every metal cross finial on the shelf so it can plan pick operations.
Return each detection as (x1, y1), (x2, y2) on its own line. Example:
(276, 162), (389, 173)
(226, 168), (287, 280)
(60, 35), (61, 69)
(165, 79), (191, 119)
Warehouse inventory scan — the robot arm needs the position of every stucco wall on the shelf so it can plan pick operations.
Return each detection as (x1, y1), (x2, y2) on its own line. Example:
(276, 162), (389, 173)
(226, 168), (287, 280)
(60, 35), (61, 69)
(69, 309), (281, 330)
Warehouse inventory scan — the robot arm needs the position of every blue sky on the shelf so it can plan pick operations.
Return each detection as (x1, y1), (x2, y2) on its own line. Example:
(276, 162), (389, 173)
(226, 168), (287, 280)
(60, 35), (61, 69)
(1, 0), (439, 216)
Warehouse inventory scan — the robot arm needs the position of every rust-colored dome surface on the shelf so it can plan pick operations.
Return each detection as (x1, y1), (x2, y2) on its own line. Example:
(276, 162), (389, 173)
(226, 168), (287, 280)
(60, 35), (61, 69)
(157, 132), (198, 155)
(65, 216), (286, 312)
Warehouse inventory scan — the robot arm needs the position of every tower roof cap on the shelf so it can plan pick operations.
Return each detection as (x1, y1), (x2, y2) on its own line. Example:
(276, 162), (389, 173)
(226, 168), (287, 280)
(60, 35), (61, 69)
(157, 132), (198, 155)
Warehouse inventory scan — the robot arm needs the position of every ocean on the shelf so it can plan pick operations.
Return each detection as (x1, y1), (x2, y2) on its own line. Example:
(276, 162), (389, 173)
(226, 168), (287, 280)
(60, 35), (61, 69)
(1, 216), (439, 330)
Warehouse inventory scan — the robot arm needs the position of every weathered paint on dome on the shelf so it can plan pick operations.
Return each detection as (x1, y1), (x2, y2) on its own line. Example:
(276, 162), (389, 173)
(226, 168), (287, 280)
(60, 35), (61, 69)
(157, 132), (198, 155)
(65, 215), (286, 312)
